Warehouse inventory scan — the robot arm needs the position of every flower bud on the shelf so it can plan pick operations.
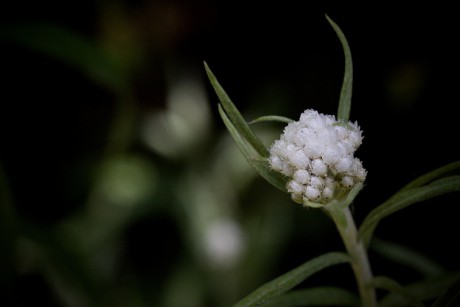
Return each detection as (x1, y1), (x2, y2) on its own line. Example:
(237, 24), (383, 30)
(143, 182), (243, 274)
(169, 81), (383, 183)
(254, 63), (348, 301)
(268, 109), (366, 207)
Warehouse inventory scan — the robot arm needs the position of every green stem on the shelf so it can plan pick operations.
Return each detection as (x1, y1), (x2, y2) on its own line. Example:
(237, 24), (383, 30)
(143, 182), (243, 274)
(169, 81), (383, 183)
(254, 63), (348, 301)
(323, 204), (377, 307)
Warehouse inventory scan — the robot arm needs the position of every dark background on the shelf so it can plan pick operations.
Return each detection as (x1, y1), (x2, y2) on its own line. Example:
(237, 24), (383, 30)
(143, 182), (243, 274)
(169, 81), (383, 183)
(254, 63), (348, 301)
(1, 1), (459, 306)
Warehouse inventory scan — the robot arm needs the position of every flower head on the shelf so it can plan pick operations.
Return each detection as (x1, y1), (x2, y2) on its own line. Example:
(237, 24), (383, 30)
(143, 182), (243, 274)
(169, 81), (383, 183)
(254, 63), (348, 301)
(269, 109), (366, 206)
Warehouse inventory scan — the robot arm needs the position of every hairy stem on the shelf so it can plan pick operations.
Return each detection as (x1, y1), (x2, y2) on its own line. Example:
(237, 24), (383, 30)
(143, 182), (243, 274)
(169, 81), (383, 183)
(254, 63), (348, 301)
(324, 205), (377, 307)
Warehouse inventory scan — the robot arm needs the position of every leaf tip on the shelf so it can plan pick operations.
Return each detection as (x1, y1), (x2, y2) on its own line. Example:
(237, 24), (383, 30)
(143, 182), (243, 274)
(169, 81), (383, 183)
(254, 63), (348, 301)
(203, 61), (217, 85)
(325, 14), (341, 33)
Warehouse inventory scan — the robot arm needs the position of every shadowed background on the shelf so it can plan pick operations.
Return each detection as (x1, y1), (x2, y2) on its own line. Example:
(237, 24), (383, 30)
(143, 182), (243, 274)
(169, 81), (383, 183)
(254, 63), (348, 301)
(1, 1), (459, 306)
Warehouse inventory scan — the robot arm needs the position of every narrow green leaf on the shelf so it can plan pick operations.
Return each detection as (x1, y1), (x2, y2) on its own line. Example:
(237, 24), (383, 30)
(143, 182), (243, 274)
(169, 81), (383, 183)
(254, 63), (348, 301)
(372, 276), (426, 307)
(204, 62), (269, 157)
(359, 176), (460, 247)
(249, 115), (294, 125)
(370, 237), (445, 277)
(0, 24), (128, 94)
(218, 105), (288, 192)
(378, 272), (460, 307)
(398, 160), (460, 193)
(325, 15), (353, 122)
(20, 223), (102, 303)
(264, 286), (359, 306)
(250, 159), (289, 193)
(342, 181), (363, 208)
(431, 273), (460, 307)
(234, 252), (350, 307)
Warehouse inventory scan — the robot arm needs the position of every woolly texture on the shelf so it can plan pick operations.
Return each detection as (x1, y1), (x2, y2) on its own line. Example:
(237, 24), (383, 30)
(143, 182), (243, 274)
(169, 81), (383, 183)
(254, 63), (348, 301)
(269, 109), (366, 205)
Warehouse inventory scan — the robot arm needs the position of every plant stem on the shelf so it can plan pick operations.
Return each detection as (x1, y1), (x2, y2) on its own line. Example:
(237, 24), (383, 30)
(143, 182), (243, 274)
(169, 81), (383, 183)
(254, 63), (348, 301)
(324, 205), (377, 307)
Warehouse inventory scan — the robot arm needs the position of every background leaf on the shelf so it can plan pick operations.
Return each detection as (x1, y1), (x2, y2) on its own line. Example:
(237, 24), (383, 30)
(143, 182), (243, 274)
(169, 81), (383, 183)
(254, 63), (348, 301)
(263, 286), (359, 306)
(372, 276), (425, 307)
(359, 176), (460, 246)
(396, 161), (460, 193)
(0, 24), (128, 94)
(378, 272), (460, 307)
(431, 273), (460, 307)
(370, 237), (445, 277)
(234, 252), (350, 307)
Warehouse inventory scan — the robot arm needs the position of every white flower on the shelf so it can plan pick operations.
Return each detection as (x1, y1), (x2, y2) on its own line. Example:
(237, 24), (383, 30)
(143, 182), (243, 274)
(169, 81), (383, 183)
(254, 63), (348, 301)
(268, 109), (366, 206)
(293, 169), (311, 184)
(311, 159), (328, 176)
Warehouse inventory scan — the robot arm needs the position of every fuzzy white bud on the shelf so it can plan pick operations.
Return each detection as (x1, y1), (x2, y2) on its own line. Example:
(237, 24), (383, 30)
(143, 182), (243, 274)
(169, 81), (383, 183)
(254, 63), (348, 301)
(305, 186), (321, 200)
(311, 159), (328, 176)
(293, 169), (311, 184)
(268, 109), (366, 206)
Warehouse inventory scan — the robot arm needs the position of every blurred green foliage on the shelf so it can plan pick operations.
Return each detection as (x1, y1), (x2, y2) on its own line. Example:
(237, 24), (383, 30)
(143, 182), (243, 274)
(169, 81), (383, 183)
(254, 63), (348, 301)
(1, 1), (460, 306)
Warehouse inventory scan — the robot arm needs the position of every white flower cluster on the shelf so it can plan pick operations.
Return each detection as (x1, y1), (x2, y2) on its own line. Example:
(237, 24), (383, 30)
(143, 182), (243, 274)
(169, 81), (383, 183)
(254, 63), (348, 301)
(269, 109), (366, 205)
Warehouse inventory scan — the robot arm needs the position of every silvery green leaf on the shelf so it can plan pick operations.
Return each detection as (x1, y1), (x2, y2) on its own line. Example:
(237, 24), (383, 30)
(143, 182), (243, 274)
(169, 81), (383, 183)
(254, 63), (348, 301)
(379, 272), (460, 307)
(218, 105), (288, 192)
(372, 276), (425, 307)
(326, 15), (353, 123)
(263, 286), (359, 306)
(204, 62), (269, 157)
(359, 176), (460, 247)
(234, 252), (350, 307)
(249, 115), (294, 125)
(370, 237), (445, 278)
(397, 160), (460, 193)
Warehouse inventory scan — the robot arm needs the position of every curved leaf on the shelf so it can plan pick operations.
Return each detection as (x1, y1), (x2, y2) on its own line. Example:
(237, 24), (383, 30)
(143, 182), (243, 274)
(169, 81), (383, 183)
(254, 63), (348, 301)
(264, 286), (359, 306)
(218, 105), (288, 192)
(359, 176), (460, 247)
(431, 273), (460, 307)
(249, 115), (294, 125)
(372, 276), (425, 307)
(397, 160), (460, 193)
(378, 272), (460, 307)
(370, 237), (445, 277)
(0, 24), (128, 94)
(234, 252), (350, 307)
(325, 15), (353, 122)
(205, 62), (269, 157)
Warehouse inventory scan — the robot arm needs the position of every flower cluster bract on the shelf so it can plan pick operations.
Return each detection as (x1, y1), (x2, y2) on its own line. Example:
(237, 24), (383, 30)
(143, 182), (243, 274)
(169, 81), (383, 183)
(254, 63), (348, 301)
(269, 109), (366, 205)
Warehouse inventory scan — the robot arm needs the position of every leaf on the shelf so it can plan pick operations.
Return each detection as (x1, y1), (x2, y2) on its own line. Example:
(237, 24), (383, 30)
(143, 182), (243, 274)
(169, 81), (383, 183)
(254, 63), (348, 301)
(233, 252), (350, 307)
(378, 272), (460, 307)
(359, 176), (460, 247)
(20, 223), (102, 304)
(398, 161), (460, 193)
(431, 273), (460, 307)
(325, 15), (353, 123)
(0, 24), (128, 94)
(218, 105), (288, 192)
(263, 286), (359, 306)
(249, 115), (294, 125)
(372, 276), (426, 307)
(204, 62), (269, 157)
(370, 237), (445, 277)
(342, 181), (363, 209)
